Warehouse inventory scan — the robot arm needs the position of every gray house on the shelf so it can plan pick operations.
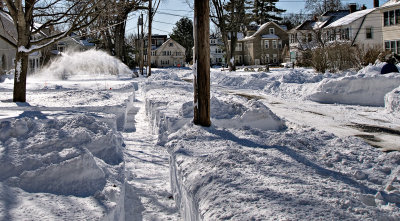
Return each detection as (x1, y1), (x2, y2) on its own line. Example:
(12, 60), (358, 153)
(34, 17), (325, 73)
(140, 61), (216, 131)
(233, 21), (289, 66)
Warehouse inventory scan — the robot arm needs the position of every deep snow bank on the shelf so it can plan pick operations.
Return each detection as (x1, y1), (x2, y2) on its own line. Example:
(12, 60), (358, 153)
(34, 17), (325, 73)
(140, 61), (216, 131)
(308, 65), (400, 106)
(0, 115), (124, 197)
(144, 69), (400, 220)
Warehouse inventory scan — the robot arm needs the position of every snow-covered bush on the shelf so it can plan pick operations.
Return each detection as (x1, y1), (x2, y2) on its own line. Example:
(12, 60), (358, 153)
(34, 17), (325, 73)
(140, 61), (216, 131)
(385, 86), (400, 112)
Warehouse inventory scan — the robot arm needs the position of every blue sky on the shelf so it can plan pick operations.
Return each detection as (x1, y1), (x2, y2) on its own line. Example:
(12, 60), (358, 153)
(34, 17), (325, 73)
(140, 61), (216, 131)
(126, 0), (376, 36)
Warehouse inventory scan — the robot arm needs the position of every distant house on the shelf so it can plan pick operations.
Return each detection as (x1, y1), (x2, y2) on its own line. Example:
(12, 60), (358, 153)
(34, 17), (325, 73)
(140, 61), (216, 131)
(53, 33), (95, 54)
(145, 38), (185, 68)
(0, 11), (52, 74)
(233, 21), (289, 66)
(210, 34), (224, 66)
(324, 7), (382, 49)
(288, 10), (350, 64)
(379, 0), (400, 55)
(0, 11), (17, 74)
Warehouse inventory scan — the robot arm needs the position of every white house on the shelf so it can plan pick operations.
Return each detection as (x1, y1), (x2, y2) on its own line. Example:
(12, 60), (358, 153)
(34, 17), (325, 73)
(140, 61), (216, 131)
(288, 10), (350, 64)
(146, 38), (185, 68)
(324, 8), (382, 49)
(379, 0), (400, 54)
(210, 34), (224, 66)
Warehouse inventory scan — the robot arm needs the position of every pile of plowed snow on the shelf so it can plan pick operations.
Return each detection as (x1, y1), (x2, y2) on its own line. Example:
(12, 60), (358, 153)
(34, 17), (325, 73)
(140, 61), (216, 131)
(0, 115), (124, 197)
(308, 64), (400, 106)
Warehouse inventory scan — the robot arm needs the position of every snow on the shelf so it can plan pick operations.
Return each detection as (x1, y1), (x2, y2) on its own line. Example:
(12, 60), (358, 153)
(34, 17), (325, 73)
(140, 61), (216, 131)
(385, 86), (400, 112)
(326, 8), (376, 28)
(308, 66), (400, 106)
(1, 52), (400, 220)
(261, 34), (280, 39)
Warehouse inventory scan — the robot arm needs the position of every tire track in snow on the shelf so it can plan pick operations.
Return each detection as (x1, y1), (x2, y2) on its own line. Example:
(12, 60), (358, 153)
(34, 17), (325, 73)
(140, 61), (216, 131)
(122, 87), (180, 220)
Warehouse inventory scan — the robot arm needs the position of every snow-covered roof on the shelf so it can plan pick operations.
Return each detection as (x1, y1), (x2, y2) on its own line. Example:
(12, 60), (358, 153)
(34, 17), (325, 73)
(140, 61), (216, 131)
(326, 8), (376, 28)
(380, 0), (400, 8)
(261, 34), (280, 39)
(237, 32), (245, 40)
(241, 21), (286, 41)
(0, 11), (17, 46)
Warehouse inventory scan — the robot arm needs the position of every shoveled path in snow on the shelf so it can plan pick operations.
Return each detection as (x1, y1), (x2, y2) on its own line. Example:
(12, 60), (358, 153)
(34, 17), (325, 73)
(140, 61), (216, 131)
(121, 86), (180, 220)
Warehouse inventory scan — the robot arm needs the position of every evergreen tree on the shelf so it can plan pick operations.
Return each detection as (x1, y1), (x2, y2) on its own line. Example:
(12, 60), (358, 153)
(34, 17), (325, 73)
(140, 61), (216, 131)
(170, 17), (194, 63)
(251, 0), (286, 25)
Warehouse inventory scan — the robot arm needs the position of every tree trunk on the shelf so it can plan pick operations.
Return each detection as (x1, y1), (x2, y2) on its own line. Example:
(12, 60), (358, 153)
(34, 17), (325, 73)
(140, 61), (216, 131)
(229, 32), (237, 71)
(115, 20), (126, 62)
(13, 52), (29, 102)
(147, 0), (152, 77)
(193, 0), (211, 127)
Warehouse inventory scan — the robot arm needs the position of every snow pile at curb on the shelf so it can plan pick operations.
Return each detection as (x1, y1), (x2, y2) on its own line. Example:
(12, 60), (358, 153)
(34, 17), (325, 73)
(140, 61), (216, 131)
(167, 124), (400, 220)
(385, 86), (400, 112)
(0, 115), (123, 196)
(181, 97), (286, 131)
(308, 65), (400, 106)
(0, 115), (125, 220)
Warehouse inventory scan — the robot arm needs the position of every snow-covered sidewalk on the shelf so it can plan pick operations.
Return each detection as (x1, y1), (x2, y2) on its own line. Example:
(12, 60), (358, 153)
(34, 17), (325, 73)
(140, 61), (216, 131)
(122, 86), (180, 220)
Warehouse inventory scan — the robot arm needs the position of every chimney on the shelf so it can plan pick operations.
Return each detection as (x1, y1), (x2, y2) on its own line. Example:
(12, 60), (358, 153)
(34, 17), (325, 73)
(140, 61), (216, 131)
(349, 3), (357, 13)
(361, 4), (367, 10)
(374, 0), (379, 8)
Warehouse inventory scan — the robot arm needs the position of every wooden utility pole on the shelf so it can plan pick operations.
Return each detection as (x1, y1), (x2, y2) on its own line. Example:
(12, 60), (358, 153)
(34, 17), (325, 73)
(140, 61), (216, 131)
(140, 13), (144, 75)
(147, 0), (152, 77)
(193, 0), (211, 126)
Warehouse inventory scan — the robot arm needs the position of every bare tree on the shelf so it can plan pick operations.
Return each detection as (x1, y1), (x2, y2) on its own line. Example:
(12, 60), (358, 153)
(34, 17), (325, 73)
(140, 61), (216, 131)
(210, 0), (245, 71)
(2, 0), (106, 102)
(305, 0), (344, 15)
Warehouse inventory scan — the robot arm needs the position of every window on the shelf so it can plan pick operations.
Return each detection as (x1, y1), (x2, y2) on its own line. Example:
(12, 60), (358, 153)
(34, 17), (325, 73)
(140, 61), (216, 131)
(397, 9), (400, 24)
(272, 40), (277, 49)
(385, 41), (390, 51)
(273, 54), (277, 63)
(290, 34), (296, 43)
(384, 11), (389, 26)
(391, 41), (396, 53)
(308, 33), (312, 42)
(390, 10), (395, 25)
(341, 28), (350, 40)
(265, 40), (269, 49)
(269, 28), (275, 35)
(265, 54), (270, 63)
(398, 40), (400, 54)
(236, 43), (242, 51)
(169, 43), (173, 47)
(278, 40), (282, 48)
(366, 27), (373, 39)
(1, 55), (6, 70)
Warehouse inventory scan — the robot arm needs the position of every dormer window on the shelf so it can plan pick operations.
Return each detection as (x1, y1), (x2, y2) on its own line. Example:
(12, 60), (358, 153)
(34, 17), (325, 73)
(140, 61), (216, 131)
(269, 28), (275, 35)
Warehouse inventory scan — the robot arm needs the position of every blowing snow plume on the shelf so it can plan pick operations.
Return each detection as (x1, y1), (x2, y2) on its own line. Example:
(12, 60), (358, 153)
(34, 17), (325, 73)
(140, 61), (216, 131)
(37, 50), (133, 80)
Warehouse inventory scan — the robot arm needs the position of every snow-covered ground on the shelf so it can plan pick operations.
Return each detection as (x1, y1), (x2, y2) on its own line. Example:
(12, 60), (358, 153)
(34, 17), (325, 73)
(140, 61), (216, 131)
(0, 50), (400, 220)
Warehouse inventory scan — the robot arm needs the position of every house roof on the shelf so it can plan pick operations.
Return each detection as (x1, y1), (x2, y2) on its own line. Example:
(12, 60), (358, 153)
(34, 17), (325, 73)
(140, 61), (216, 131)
(0, 11), (17, 46)
(317, 10), (350, 28)
(242, 21), (286, 41)
(380, 0), (400, 8)
(154, 38), (185, 52)
(325, 8), (376, 28)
